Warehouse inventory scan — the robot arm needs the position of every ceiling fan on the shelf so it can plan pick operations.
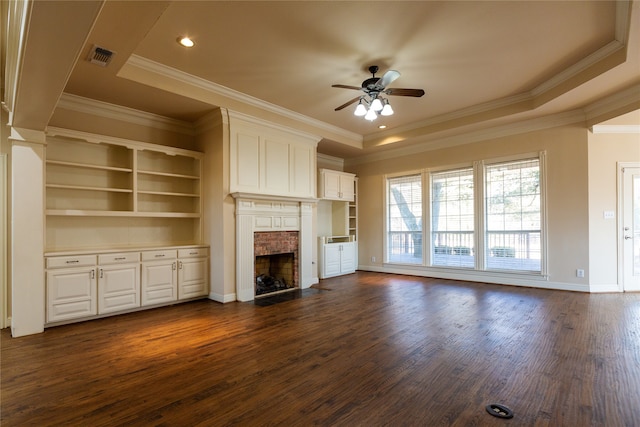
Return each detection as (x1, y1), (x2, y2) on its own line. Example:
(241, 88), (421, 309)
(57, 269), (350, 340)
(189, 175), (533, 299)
(332, 65), (425, 121)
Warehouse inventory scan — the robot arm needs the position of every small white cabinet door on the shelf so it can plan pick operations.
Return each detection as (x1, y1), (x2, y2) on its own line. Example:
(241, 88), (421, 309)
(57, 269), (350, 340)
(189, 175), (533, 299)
(98, 264), (140, 314)
(141, 261), (178, 306)
(178, 258), (208, 300)
(47, 267), (97, 323)
(323, 244), (342, 278)
(340, 242), (356, 273)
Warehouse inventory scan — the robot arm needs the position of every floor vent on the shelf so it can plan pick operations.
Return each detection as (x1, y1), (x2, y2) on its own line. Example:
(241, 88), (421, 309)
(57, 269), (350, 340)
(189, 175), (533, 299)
(87, 45), (115, 67)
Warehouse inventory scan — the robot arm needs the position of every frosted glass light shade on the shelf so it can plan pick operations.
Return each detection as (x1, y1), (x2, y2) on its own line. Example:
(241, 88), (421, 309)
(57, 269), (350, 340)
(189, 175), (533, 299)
(381, 102), (394, 116)
(354, 102), (367, 116)
(365, 108), (377, 121)
(371, 98), (383, 111)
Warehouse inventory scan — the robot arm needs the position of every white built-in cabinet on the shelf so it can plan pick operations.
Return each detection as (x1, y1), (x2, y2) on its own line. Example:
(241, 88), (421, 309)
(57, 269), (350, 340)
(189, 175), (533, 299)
(43, 128), (208, 326)
(317, 169), (358, 279)
(229, 113), (319, 199)
(177, 247), (209, 300)
(46, 246), (208, 324)
(318, 237), (356, 279)
(319, 169), (355, 201)
(97, 252), (140, 314)
(46, 255), (97, 323)
(141, 249), (178, 306)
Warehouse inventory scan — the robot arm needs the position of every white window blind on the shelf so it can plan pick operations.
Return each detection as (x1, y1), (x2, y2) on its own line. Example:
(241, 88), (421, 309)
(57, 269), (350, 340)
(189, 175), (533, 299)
(387, 174), (423, 264)
(431, 168), (475, 267)
(485, 159), (541, 271)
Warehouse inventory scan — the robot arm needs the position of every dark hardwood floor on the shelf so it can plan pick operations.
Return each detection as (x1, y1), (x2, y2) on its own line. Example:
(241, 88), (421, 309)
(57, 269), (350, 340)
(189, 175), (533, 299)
(2, 272), (639, 426)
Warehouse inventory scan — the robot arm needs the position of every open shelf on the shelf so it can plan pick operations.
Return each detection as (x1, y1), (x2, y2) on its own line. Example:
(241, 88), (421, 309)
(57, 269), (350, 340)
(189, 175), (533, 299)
(47, 160), (133, 173)
(45, 132), (204, 252)
(138, 170), (199, 180)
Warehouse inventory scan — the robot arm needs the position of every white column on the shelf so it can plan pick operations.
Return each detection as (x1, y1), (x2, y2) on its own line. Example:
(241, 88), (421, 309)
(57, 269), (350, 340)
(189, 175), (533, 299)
(300, 202), (317, 288)
(235, 199), (255, 302)
(10, 128), (46, 337)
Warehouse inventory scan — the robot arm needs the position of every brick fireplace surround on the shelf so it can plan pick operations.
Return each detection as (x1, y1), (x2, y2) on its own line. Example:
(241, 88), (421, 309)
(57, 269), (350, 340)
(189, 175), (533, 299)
(254, 231), (299, 294)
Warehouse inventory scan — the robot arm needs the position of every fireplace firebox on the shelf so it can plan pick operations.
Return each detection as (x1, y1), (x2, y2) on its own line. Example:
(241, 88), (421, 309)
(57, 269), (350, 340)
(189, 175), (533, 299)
(254, 231), (299, 297)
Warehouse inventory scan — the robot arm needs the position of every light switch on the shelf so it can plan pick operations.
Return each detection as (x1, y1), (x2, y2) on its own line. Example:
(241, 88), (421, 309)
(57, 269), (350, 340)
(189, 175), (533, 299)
(604, 211), (615, 219)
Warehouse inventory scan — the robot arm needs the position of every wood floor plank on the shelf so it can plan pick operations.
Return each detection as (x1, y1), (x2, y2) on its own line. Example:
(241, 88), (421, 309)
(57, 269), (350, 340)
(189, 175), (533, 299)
(2, 271), (639, 426)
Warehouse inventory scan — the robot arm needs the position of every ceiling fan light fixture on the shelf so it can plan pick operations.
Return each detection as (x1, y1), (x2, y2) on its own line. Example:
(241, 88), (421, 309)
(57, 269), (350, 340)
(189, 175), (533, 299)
(371, 97), (383, 112)
(381, 100), (394, 116)
(365, 107), (377, 121)
(354, 100), (367, 116)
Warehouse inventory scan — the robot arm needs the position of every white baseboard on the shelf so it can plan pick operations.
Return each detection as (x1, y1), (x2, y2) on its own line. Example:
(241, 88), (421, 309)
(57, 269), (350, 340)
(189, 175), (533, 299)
(589, 283), (622, 293)
(209, 292), (236, 303)
(358, 264), (591, 293)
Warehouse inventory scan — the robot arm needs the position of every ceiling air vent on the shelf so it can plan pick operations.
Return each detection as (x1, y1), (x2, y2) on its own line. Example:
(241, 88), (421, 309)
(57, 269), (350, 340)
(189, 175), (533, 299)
(87, 45), (115, 67)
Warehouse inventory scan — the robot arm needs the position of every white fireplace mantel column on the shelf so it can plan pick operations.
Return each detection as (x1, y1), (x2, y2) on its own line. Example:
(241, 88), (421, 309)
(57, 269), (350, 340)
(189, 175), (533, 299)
(233, 194), (317, 302)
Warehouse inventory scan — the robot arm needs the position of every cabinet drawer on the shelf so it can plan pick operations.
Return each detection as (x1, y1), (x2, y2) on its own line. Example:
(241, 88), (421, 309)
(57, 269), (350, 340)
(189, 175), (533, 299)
(141, 250), (177, 261)
(46, 255), (96, 269)
(178, 247), (208, 258)
(98, 252), (139, 265)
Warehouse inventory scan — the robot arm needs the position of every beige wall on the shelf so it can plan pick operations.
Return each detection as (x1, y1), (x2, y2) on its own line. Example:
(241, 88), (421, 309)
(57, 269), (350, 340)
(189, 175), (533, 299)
(588, 131), (640, 290)
(348, 124), (591, 289)
(49, 108), (198, 151)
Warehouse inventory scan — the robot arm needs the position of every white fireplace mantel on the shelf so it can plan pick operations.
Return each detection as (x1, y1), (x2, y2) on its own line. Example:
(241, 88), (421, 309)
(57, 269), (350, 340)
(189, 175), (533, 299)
(234, 194), (317, 301)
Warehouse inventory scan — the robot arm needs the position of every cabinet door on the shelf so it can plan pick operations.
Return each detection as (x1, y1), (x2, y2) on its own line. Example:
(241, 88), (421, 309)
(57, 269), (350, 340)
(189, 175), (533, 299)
(340, 243), (356, 274)
(323, 244), (342, 277)
(322, 172), (341, 200)
(98, 264), (140, 314)
(47, 267), (97, 323)
(141, 261), (177, 306)
(339, 176), (355, 202)
(178, 258), (208, 300)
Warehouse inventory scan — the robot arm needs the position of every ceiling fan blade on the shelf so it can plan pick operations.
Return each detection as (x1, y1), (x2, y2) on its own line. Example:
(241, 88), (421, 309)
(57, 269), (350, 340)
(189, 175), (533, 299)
(385, 88), (425, 97)
(377, 70), (400, 88)
(335, 96), (361, 111)
(332, 84), (362, 91)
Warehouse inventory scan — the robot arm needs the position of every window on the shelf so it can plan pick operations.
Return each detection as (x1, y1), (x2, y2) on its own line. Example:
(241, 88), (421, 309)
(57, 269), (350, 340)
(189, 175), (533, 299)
(431, 168), (475, 268)
(485, 159), (541, 271)
(387, 174), (422, 264)
(385, 153), (545, 275)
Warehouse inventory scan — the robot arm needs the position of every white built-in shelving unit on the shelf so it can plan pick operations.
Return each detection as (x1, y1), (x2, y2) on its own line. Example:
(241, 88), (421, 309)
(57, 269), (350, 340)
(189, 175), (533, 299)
(43, 128), (208, 325)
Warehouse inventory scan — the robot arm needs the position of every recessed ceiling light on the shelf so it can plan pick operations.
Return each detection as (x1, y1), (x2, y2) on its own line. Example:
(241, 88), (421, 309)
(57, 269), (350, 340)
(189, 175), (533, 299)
(177, 36), (194, 48)
(378, 125), (387, 129)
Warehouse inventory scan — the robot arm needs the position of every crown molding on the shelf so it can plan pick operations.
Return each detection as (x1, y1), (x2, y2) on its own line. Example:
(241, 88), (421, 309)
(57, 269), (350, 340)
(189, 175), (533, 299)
(227, 109), (322, 144)
(125, 55), (362, 144)
(56, 93), (196, 136)
(194, 108), (226, 135)
(583, 83), (640, 123)
(365, 92), (533, 144)
(591, 125), (640, 134)
(317, 153), (345, 170)
(348, 110), (586, 166)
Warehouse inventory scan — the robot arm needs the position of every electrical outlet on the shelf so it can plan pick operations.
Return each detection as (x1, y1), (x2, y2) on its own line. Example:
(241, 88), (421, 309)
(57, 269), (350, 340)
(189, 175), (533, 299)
(576, 269), (585, 278)
(371, 256), (376, 263)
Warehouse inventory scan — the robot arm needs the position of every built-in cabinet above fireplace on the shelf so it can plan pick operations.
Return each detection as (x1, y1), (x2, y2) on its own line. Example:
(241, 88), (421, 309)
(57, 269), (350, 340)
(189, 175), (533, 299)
(229, 112), (319, 200)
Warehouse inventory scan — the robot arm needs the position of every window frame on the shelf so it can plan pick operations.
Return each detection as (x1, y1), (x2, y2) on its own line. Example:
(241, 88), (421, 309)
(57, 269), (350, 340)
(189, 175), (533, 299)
(383, 152), (548, 278)
(384, 170), (425, 265)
